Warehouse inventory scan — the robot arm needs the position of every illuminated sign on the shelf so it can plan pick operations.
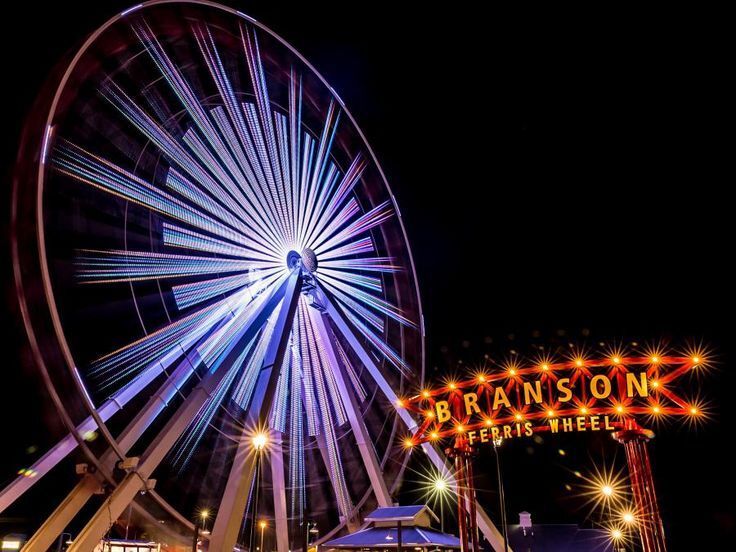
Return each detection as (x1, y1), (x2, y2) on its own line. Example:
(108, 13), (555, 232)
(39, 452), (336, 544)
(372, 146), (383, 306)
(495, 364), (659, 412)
(400, 349), (709, 447)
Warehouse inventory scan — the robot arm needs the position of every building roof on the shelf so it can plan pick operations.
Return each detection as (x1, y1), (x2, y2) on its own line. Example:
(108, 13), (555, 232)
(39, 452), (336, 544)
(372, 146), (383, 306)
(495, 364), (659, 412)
(364, 505), (439, 523)
(508, 523), (614, 551)
(323, 526), (461, 548)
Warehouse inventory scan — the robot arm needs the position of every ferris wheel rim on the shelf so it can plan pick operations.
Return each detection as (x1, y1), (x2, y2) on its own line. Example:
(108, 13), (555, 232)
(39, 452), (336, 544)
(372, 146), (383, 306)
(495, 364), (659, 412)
(21, 0), (426, 539)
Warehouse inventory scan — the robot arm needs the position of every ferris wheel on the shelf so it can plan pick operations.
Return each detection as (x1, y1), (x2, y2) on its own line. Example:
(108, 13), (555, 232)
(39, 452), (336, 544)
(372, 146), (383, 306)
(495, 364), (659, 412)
(6, 1), (504, 551)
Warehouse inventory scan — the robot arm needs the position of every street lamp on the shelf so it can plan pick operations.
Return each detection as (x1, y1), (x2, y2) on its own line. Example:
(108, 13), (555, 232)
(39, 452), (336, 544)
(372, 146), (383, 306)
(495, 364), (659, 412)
(252, 431), (269, 452)
(493, 438), (510, 552)
(192, 509), (209, 552)
(433, 476), (449, 533)
(609, 526), (626, 552)
(259, 520), (267, 552)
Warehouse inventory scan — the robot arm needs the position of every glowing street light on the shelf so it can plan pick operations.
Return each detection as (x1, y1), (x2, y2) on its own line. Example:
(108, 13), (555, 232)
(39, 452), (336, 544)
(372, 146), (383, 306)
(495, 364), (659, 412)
(252, 432), (269, 451)
(259, 520), (267, 552)
(200, 509), (209, 531)
(492, 437), (509, 549)
(621, 511), (636, 524)
(601, 484), (615, 498)
(434, 477), (448, 493)
(432, 476), (450, 533)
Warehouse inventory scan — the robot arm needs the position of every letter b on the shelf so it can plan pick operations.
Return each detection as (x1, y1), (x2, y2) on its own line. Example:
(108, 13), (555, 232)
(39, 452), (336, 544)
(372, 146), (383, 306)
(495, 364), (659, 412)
(436, 401), (451, 424)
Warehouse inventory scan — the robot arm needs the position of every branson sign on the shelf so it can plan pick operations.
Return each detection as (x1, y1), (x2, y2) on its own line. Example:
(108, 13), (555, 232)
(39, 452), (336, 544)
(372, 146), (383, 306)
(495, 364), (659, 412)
(399, 349), (708, 447)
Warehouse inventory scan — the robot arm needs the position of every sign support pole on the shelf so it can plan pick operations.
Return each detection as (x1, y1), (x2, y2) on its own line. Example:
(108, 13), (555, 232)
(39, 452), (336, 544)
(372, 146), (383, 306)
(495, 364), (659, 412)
(613, 421), (667, 552)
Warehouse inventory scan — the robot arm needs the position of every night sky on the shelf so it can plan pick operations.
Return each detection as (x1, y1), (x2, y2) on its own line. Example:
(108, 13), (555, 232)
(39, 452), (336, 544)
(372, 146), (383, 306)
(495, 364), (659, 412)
(1, 2), (733, 550)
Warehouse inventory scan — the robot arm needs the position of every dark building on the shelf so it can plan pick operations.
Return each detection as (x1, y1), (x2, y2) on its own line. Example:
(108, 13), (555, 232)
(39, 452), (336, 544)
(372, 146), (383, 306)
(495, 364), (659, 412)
(507, 512), (614, 552)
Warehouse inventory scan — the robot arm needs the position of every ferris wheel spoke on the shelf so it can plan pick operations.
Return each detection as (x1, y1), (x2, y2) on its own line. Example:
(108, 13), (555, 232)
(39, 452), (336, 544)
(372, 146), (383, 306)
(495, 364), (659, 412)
(318, 274), (414, 328)
(273, 112), (296, 242)
(174, 132), (288, 253)
(308, 199), (361, 254)
(239, 28), (291, 244)
(90, 294), (231, 378)
(169, 341), (252, 471)
(299, 104), (340, 247)
(303, 303), (348, 427)
(162, 223), (281, 265)
(305, 154), (367, 247)
(192, 22), (288, 241)
(318, 267), (382, 293)
(322, 284), (385, 333)
(301, 161), (340, 247)
(53, 142), (250, 248)
(305, 306), (375, 527)
(269, 334), (292, 433)
(309, 310), (392, 507)
(133, 21), (264, 212)
(171, 269), (281, 311)
(287, 329), (306, 521)
(311, 200), (394, 255)
(317, 235), (373, 262)
(320, 257), (402, 273)
(315, 430), (356, 529)
(322, 287), (411, 408)
(76, 249), (256, 284)
(100, 82), (280, 243)
(209, 106), (291, 247)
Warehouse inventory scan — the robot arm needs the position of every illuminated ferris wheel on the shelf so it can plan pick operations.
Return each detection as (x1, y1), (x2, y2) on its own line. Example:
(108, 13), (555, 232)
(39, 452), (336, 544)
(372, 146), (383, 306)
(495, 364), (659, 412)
(1, 1), (474, 550)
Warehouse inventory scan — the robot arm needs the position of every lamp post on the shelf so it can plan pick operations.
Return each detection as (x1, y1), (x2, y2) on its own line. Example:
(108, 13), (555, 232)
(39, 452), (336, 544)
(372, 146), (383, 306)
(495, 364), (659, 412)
(433, 476), (448, 533)
(259, 520), (267, 552)
(613, 422), (666, 552)
(308, 521), (319, 548)
(617, 509), (636, 552)
(192, 510), (209, 552)
(493, 438), (509, 552)
(250, 432), (268, 552)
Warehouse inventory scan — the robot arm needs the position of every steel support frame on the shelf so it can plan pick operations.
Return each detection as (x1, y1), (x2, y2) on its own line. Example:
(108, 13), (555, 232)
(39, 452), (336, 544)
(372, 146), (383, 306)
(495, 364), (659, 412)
(208, 268), (303, 552)
(65, 272), (296, 552)
(321, 286), (508, 551)
(614, 423), (666, 552)
(1, 300), (238, 513)
(22, 329), (222, 551)
(270, 433), (289, 552)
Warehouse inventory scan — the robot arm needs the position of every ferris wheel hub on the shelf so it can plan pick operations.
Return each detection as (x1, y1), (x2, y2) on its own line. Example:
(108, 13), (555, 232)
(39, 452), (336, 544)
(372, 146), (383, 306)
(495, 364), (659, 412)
(301, 248), (318, 272)
(286, 248), (318, 273)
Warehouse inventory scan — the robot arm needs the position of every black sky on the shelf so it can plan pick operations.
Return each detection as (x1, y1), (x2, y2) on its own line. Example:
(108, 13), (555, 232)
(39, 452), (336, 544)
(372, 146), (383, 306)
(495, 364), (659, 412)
(1, 1), (734, 550)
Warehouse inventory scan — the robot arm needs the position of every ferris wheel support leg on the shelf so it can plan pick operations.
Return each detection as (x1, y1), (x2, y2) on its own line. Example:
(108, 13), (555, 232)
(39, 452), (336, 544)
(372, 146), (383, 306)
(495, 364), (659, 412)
(270, 434), (289, 552)
(322, 292), (509, 552)
(66, 272), (296, 552)
(20, 475), (101, 552)
(0, 304), (237, 514)
(313, 432), (359, 532)
(310, 310), (392, 508)
(23, 309), (240, 550)
(209, 269), (303, 552)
